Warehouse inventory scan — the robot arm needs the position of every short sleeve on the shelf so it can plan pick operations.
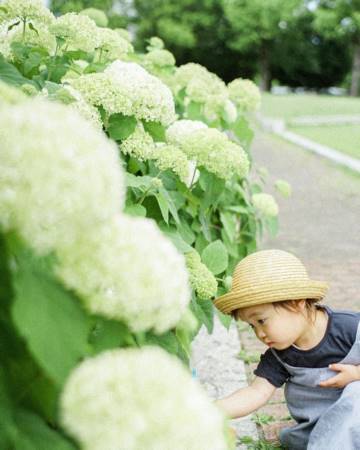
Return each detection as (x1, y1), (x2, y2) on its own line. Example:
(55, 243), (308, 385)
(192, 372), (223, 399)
(253, 348), (290, 388)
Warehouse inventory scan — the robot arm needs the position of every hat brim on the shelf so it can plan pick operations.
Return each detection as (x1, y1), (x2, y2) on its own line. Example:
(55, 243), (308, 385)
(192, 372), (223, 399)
(214, 280), (329, 315)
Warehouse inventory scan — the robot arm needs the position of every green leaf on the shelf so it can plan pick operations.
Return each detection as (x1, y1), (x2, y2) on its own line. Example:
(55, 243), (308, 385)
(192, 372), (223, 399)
(0, 54), (34, 87)
(231, 117), (254, 149)
(89, 319), (136, 354)
(13, 409), (76, 450)
(158, 225), (193, 253)
(28, 22), (39, 36)
(142, 120), (166, 142)
(216, 308), (232, 330)
(186, 101), (203, 120)
(159, 187), (180, 224)
(190, 295), (214, 333)
(123, 203), (147, 217)
(199, 171), (225, 210)
(155, 191), (169, 224)
(146, 330), (179, 355)
(220, 212), (237, 243)
(7, 20), (20, 32)
(177, 220), (195, 245)
(11, 247), (92, 386)
(108, 113), (137, 141)
(125, 173), (154, 190)
(201, 240), (228, 275)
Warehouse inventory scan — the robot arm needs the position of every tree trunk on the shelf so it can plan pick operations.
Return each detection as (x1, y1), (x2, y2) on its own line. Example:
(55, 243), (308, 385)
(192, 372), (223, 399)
(350, 43), (360, 97)
(259, 44), (271, 92)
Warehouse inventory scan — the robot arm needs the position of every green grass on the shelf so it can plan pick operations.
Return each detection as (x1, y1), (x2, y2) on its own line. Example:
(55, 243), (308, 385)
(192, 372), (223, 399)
(261, 93), (360, 119)
(289, 124), (360, 159)
(260, 93), (360, 160)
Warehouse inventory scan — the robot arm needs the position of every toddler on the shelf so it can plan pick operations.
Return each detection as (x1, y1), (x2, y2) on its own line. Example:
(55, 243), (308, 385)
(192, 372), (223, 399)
(214, 249), (360, 450)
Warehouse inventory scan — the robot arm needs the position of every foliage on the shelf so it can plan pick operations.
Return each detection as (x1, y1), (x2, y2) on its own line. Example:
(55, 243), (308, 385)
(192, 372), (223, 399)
(0, 2), (289, 448)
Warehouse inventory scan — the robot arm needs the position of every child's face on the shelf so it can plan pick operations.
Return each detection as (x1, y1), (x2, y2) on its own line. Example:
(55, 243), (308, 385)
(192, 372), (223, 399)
(237, 302), (310, 350)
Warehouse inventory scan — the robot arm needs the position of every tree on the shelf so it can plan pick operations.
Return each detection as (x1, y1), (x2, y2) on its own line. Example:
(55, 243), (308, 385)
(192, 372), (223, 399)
(314, 0), (360, 96)
(221, 0), (305, 91)
(271, 9), (351, 89)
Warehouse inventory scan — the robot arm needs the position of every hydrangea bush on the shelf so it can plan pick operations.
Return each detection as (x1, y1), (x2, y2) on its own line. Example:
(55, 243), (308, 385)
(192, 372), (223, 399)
(0, 3), (291, 449)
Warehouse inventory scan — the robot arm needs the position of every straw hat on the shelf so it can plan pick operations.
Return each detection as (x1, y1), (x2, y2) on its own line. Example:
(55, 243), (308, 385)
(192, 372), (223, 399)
(214, 249), (329, 315)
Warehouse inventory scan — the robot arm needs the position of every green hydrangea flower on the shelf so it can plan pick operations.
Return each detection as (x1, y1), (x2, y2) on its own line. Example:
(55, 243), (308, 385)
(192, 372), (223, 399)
(145, 48), (176, 67)
(252, 193), (279, 217)
(228, 78), (261, 112)
(185, 250), (218, 300)
(95, 27), (133, 61)
(0, 0), (54, 25)
(120, 123), (155, 160)
(151, 143), (190, 184)
(181, 128), (250, 180)
(49, 12), (99, 53)
(79, 8), (108, 27)
(275, 179), (292, 198)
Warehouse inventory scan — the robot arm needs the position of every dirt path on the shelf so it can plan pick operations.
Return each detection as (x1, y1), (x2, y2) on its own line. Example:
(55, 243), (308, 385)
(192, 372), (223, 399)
(251, 131), (360, 311)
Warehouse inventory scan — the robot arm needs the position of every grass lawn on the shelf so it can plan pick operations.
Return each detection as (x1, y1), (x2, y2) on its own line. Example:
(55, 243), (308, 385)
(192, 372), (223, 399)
(261, 93), (360, 119)
(260, 93), (360, 159)
(289, 124), (360, 160)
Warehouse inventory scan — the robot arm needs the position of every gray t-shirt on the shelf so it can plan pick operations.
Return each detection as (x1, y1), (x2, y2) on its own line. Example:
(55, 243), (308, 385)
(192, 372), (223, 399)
(254, 305), (360, 388)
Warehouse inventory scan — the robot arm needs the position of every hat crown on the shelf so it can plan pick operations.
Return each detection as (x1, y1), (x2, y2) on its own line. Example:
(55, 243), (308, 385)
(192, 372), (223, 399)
(232, 249), (308, 291)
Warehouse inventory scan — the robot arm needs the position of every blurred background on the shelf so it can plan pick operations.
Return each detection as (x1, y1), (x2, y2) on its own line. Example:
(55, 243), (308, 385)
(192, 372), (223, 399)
(47, 0), (359, 96)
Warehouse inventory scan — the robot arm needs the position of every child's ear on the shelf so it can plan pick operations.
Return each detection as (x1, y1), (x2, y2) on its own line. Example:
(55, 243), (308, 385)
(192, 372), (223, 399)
(297, 299), (306, 311)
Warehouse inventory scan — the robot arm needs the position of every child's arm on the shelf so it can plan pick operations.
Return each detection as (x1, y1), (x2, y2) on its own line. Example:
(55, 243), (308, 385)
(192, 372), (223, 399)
(214, 376), (276, 419)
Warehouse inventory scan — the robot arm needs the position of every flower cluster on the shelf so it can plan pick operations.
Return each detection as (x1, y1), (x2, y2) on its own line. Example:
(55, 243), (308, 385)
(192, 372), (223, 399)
(63, 85), (103, 130)
(252, 193), (279, 217)
(167, 123), (249, 180)
(151, 143), (190, 184)
(172, 63), (229, 121)
(185, 251), (218, 300)
(71, 61), (176, 125)
(0, 0), (54, 25)
(56, 215), (191, 334)
(120, 123), (155, 160)
(166, 119), (207, 146)
(79, 8), (108, 27)
(227, 78), (261, 112)
(49, 12), (99, 53)
(60, 347), (228, 450)
(96, 27), (133, 61)
(145, 49), (176, 67)
(0, 98), (125, 254)
(0, 19), (56, 59)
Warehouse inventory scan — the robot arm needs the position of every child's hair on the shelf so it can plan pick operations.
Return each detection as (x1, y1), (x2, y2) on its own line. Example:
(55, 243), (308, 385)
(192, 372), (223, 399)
(232, 298), (320, 324)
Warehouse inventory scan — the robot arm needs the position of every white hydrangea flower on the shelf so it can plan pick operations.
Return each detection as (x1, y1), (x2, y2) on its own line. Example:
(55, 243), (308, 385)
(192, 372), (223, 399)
(0, 0), (54, 25)
(49, 13), (99, 53)
(79, 8), (108, 27)
(120, 122), (155, 160)
(166, 119), (208, 146)
(252, 193), (279, 217)
(228, 78), (261, 112)
(104, 61), (176, 125)
(63, 85), (103, 130)
(56, 215), (191, 334)
(185, 250), (218, 300)
(95, 27), (133, 61)
(60, 347), (228, 450)
(71, 62), (176, 126)
(0, 98), (125, 254)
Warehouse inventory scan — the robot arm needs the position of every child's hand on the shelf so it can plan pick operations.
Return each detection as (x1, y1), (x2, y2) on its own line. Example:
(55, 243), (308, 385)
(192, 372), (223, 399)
(319, 364), (360, 388)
